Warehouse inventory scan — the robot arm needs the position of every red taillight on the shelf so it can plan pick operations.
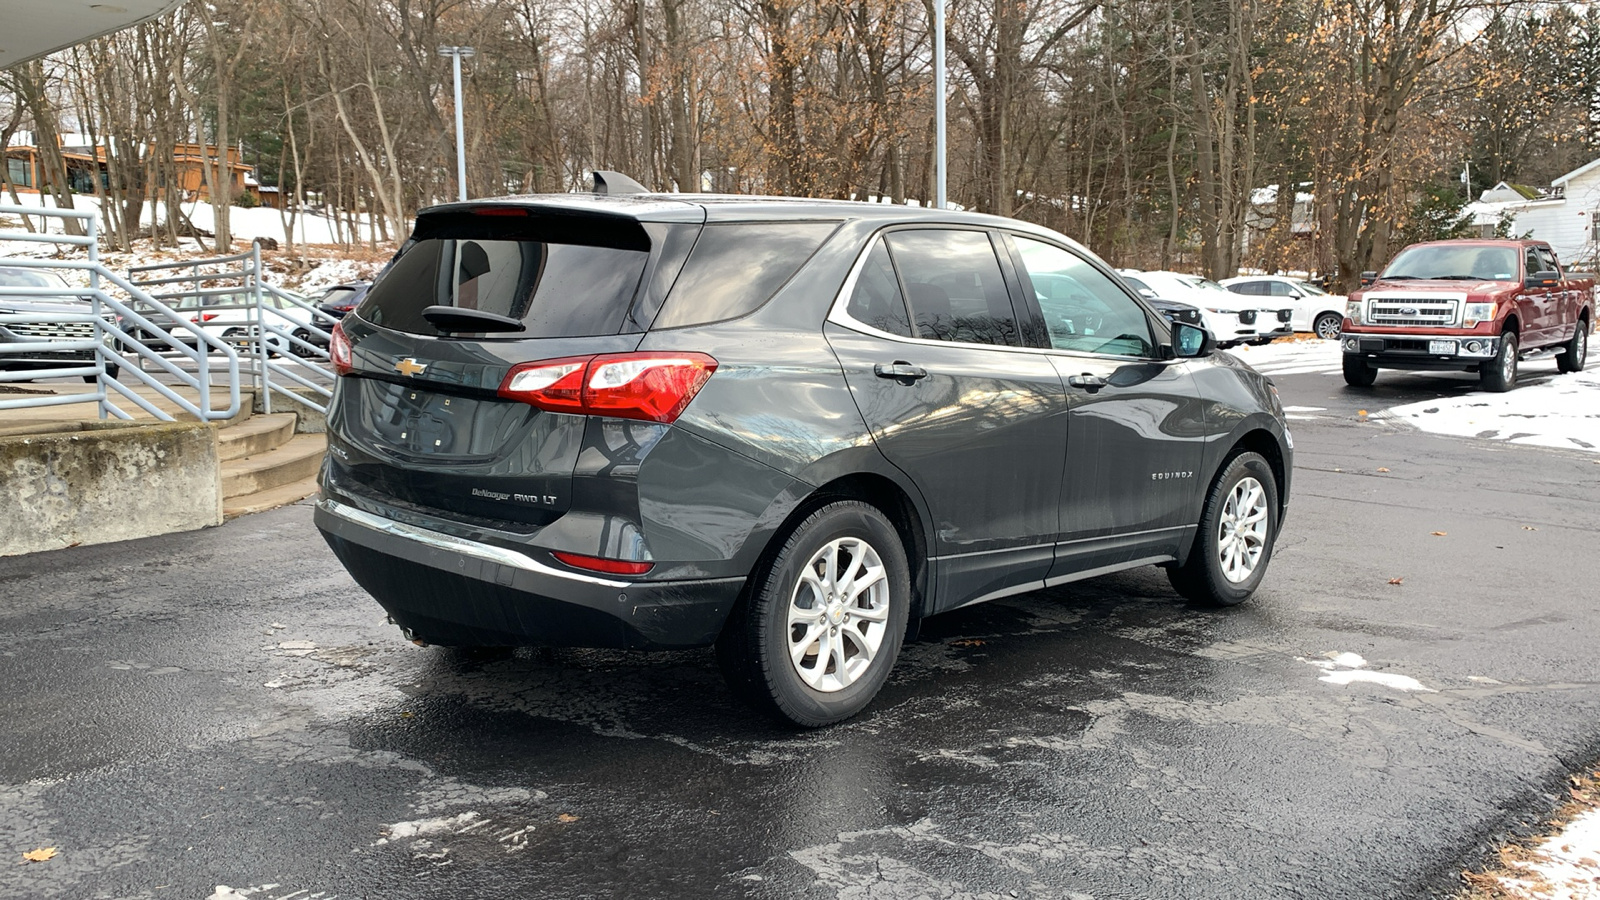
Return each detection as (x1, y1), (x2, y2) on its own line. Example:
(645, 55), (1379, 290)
(330, 321), (353, 375)
(551, 551), (653, 576)
(473, 206), (529, 217)
(200, 313), (220, 322)
(498, 352), (717, 423)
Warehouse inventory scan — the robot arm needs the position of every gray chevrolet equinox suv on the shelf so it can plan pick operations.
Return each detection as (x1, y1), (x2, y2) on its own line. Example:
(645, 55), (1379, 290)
(315, 185), (1292, 727)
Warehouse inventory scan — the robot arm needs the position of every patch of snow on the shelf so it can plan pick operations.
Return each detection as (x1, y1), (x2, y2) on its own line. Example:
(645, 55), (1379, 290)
(376, 811), (482, 845)
(1495, 807), (1600, 899)
(1227, 339), (1344, 375)
(1298, 652), (1437, 693)
(1384, 367), (1600, 454)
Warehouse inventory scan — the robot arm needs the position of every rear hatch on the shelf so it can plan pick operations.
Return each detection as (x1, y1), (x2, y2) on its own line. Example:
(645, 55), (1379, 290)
(329, 201), (704, 532)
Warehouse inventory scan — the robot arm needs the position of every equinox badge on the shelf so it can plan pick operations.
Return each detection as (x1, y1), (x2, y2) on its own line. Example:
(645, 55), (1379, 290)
(394, 357), (427, 377)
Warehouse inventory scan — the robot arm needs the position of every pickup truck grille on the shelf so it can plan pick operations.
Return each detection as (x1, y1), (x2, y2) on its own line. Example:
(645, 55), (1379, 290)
(1367, 299), (1458, 327)
(3, 320), (96, 340)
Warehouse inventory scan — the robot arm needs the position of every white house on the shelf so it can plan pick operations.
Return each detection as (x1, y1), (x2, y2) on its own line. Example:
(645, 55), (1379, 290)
(1462, 159), (1600, 268)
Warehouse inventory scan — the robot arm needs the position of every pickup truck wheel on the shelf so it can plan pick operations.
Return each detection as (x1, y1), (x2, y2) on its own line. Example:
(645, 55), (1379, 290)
(1557, 319), (1588, 373)
(1313, 312), (1343, 340)
(716, 501), (909, 728)
(1168, 451), (1279, 607)
(1342, 355), (1378, 387)
(1480, 332), (1518, 392)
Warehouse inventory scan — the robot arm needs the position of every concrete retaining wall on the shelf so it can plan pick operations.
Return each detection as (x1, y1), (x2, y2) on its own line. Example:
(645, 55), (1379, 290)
(0, 422), (221, 557)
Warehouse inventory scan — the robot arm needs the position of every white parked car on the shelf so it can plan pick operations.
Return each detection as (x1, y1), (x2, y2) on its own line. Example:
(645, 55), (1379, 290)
(1121, 270), (1293, 348)
(125, 289), (330, 357)
(1220, 275), (1347, 340)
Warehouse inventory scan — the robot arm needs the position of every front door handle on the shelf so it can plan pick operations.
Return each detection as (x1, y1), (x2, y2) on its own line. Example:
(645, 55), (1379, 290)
(874, 361), (928, 382)
(1068, 374), (1107, 393)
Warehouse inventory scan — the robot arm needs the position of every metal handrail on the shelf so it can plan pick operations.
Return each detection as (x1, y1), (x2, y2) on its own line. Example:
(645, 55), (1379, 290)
(124, 242), (335, 417)
(0, 205), (241, 421)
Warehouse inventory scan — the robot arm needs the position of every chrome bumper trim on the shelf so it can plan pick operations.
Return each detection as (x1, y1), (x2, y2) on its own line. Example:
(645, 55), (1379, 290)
(316, 497), (631, 589)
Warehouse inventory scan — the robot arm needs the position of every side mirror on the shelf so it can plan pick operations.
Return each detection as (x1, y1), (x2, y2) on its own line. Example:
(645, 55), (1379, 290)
(1528, 270), (1561, 288)
(1172, 321), (1216, 358)
(1360, 271), (1378, 286)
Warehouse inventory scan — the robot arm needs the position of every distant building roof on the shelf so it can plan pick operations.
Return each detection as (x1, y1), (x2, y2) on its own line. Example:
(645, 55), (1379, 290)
(1553, 157), (1600, 187)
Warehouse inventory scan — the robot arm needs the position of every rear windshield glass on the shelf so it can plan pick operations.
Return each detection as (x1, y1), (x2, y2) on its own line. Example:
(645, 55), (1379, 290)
(357, 237), (649, 338)
(650, 222), (837, 329)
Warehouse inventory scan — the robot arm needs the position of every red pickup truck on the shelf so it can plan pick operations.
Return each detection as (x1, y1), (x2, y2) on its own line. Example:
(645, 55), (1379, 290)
(1341, 239), (1595, 391)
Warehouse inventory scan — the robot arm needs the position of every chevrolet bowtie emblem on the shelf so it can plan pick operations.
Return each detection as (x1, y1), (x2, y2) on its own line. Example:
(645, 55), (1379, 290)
(394, 357), (428, 377)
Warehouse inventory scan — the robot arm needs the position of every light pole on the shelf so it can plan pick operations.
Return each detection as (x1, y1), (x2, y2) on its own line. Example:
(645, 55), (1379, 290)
(934, 0), (946, 210)
(438, 46), (476, 202)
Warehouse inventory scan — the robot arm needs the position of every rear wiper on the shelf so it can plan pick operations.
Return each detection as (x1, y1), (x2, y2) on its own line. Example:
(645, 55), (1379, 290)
(421, 306), (525, 333)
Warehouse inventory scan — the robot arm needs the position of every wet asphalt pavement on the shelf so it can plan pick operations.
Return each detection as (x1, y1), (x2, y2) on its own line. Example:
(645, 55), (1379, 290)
(3, 361), (1599, 900)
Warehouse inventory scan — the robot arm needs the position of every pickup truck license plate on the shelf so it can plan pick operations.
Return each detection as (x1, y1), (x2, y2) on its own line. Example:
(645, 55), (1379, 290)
(1429, 340), (1457, 355)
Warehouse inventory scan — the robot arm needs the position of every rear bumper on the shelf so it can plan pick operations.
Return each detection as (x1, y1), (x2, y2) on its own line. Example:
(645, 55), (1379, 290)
(314, 497), (743, 650)
(1340, 331), (1499, 370)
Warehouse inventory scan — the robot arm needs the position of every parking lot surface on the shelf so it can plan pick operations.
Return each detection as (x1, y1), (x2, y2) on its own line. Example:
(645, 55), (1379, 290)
(3, 353), (1598, 899)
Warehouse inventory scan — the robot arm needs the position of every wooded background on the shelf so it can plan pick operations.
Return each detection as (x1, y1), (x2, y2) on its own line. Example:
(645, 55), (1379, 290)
(3, 0), (1598, 288)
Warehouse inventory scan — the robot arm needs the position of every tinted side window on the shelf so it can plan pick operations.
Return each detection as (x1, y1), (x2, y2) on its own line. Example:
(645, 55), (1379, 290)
(884, 230), (1017, 345)
(651, 222), (837, 329)
(845, 240), (912, 336)
(359, 238), (648, 338)
(1012, 236), (1155, 357)
(1537, 247), (1560, 274)
(1267, 281), (1297, 297)
(1230, 281), (1265, 296)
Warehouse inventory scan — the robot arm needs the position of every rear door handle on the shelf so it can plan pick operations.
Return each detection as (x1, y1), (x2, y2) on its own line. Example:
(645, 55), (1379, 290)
(1068, 374), (1107, 393)
(874, 362), (928, 382)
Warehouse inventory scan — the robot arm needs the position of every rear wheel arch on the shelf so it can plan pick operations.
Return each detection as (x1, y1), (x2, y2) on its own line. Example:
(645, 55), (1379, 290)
(727, 472), (931, 637)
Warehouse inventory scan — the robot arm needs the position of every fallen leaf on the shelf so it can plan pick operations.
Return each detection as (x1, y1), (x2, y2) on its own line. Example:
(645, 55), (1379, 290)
(1377, 467), (1390, 472)
(950, 638), (986, 647)
(1388, 577), (1405, 585)
(1432, 531), (1447, 536)
(1522, 525), (1538, 531)
(22, 848), (57, 862)
(1357, 410), (1368, 416)
(557, 814), (579, 823)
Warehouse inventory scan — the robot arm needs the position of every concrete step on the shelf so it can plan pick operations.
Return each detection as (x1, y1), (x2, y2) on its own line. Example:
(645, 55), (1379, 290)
(217, 413), (297, 462)
(221, 433), (326, 499)
(223, 475), (320, 519)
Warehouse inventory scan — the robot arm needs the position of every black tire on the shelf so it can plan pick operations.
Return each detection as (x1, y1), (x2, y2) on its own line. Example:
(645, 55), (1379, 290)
(1313, 312), (1343, 340)
(1168, 451), (1280, 607)
(1342, 354), (1378, 387)
(1557, 318), (1589, 374)
(1479, 331), (1518, 392)
(717, 501), (910, 728)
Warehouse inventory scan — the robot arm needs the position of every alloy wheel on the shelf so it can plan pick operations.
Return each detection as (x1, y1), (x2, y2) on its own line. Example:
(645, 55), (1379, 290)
(1217, 476), (1269, 583)
(786, 537), (890, 692)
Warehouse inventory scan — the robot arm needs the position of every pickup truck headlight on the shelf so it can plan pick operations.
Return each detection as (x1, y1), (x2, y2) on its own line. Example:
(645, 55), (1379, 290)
(1345, 300), (1362, 324)
(1463, 302), (1496, 327)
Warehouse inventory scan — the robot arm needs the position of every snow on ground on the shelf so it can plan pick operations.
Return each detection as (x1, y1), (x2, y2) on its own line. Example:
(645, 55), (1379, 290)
(1380, 368), (1600, 453)
(0, 190), (379, 246)
(0, 194), (391, 295)
(1227, 336), (1600, 454)
(1491, 807), (1600, 899)
(1223, 336), (1346, 376)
